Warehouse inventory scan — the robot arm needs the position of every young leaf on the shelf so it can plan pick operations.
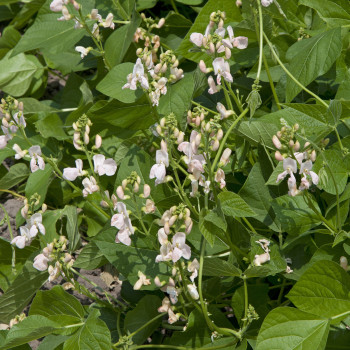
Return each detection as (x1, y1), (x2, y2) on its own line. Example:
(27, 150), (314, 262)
(218, 191), (256, 218)
(256, 307), (330, 350)
(203, 258), (241, 277)
(0, 163), (29, 190)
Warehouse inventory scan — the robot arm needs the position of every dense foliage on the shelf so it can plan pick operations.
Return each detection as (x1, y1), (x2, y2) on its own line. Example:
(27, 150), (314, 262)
(0, 0), (350, 349)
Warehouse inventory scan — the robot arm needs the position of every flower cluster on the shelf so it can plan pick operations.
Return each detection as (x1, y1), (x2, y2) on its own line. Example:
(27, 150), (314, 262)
(33, 236), (74, 282)
(273, 121), (319, 196)
(123, 16), (183, 106)
(190, 11), (248, 95)
(11, 195), (47, 249)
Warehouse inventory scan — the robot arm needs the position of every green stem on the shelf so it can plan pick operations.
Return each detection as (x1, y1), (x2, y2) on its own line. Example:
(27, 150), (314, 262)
(191, 100), (217, 115)
(211, 108), (249, 173)
(227, 84), (243, 113)
(170, 0), (179, 14)
(128, 313), (166, 339)
(255, 0), (264, 84)
(130, 340), (239, 350)
(242, 277), (249, 329)
(263, 32), (328, 108)
(222, 80), (234, 111)
(262, 52), (281, 109)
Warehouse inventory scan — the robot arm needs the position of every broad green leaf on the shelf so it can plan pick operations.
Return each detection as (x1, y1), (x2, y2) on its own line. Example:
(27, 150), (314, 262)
(62, 309), (111, 350)
(104, 13), (141, 68)
(176, 0), (203, 4)
(199, 209), (225, 247)
(0, 163), (29, 190)
(0, 315), (67, 350)
(35, 114), (69, 140)
(313, 149), (350, 195)
(25, 164), (53, 207)
(0, 261), (48, 323)
(239, 163), (280, 231)
(326, 100), (342, 126)
(93, 228), (170, 287)
(287, 260), (350, 321)
(285, 28), (342, 102)
(177, 0), (242, 63)
(61, 205), (80, 252)
(256, 307), (330, 350)
(271, 195), (321, 235)
(87, 96), (155, 130)
(158, 74), (195, 129)
(96, 63), (144, 103)
(203, 258), (241, 277)
(37, 335), (68, 350)
(0, 26), (21, 50)
(0, 53), (44, 96)
(218, 191), (256, 218)
(29, 285), (85, 319)
(299, 0), (350, 27)
(74, 241), (108, 269)
(124, 295), (162, 344)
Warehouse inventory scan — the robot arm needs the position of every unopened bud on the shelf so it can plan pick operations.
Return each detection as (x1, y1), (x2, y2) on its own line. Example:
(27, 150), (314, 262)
(143, 184), (151, 198)
(340, 256), (348, 271)
(304, 142), (310, 149)
(294, 123), (299, 131)
(169, 215), (177, 227)
(212, 139), (220, 151)
(275, 151), (284, 161)
(310, 150), (316, 162)
(177, 131), (184, 144)
(73, 122), (78, 131)
(217, 129), (223, 141)
(293, 140), (300, 151)
(95, 134), (102, 149)
(161, 63), (167, 73)
(116, 186), (125, 199)
(122, 179), (128, 189)
(272, 135), (282, 149)
(133, 182), (140, 193)
(85, 124), (90, 134)
(199, 60), (207, 74)
(156, 125), (162, 135)
(195, 133), (201, 146)
(157, 18), (165, 28)
(209, 42), (215, 53)
(225, 47), (231, 59)
(41, 203), (47, 213)
(84, 132), (89, 145)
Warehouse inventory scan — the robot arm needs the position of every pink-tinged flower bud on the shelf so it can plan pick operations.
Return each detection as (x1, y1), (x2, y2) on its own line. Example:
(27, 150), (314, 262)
(73, 140), (82, 150)
(177, 131), (184, 144)
(84, 132), (89, 145)
(143, 184), (151, 198)
(209, 42), (215, 53)
(18, 102), (24, 111)
(172, 267), (177, 276)
(303, 141), (310, 149)
(294, 123), (299, 131)
(275, 151), (284, 161)
(154, 276), (162, 287)
(116, 186), (125, 199)
(100, 200), (109, 208)
(195, 133), (201, 146)
(154, 63), (162, 74)
(161, 63), (167, 73)
(272, 135), (282, 149)
(212, 139), (220, 151)
(169, 215), (177, 226)
(199, 60), (207, 74)
(236, 0), (242, 7)
(194, 116), (200, 127)
(122, 179), (128, 189)
(72, 0), (80, 10)
(95, 134), (102, 149)
(72, 122), (78, 131)
(160, 139), (167, 153)
(310, 150), (316, 162)
(173, 128), (179, 137)
(289, 140), (294, 148)
(218, 18), (224, 28)
(73, 132), (80, 142)
(340, 256), (348, 271)
(293, 140), (300, 151)
(41, 203), (47, 213)
(217, 129), (223, 141)
(157, 18), (165, 28)
(164, 221), (170, 234)
(133, 182), (140, 193)
(2, 118), (8, 127)
(21, 204), (29, 218)
(225, 47), (231, 59)
(220, 148), (232, 166)
(185, 217), (193, 233)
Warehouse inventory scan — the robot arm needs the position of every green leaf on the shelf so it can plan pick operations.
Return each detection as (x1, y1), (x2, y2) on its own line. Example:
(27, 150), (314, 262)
(326, 99), (342, 126)
(271, 195), (321, 235)
(96, 63), (144, 103)
(35, 114), (69, 140)
(218, 191), (256, 218)
(87, 96), (155, 130)
(0, 53), (44, 96)
(74, 242), (108, 269)
(199, 209), (225, 247)
(0, 163), (29, 190)
(177, 0), (242, 63)
(37, 335), (68, 350)
(104, 13), (141, 68)
(29, 285), (85, 320)
(1, 315), (68, 350)
(239, 163), (280, 232)
(124, 295), (162, 344)
(25, 164), (53, 207)
(287, 260), (350, 321)
(62, 309), (111, 350)
(256, 307), (330, 350)
(299, 0), (350, 27)
(0, 261), (48, 323)
(158, 74), (195, 129)
(313, 149), (350, 195)
(61, 205), (80, 252)
(285, 28), (342, 102)
(203, 258), (241, 277)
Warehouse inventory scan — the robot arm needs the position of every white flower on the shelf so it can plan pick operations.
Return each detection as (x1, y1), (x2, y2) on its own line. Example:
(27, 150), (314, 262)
(168, 308), (179, 324)
(93, 154), (117, 176)
(11, 226), (35, 249)
(144, 199), (156, 214)
(28, 146), (45, 172)
(253, 252), (270, 266)
(28, 213), (46, 236)
(261, 0), (273, 7)
(0, 135), (7, 149)
(112, 202), (134, 246)
(220, 148), (232, 166)
(170, 67), (184, 81)
(256, 239), (270, 252)
(48, 261), (61, 282)
(13, 112), (26, 127)
(208, 76), (219, 94)
(276, 158), (297, 183)
(75, 46), (91, 59)
(212, 57), (233, 85)
(50, 0), (65, 12)
(190, 180), (198, 197)
(82, 176), (99, 197)
(33, 253), (50, 271)
(90, 9), (102, 21)
(171, 232), (191, 262)
(122, 58), (149, 90)
(161, 278), (178, 304)
(221, 26), (248, 50)
(101, 13), (115, 29)
(12, 144), (27, 159)
(57, 5), (71, 21)
(133, 271), (151, 290)
(288, 175), (299, 196)
(216, 102), (234, 119)
(150, 141), (169, 185)
(300, 160), (319, 186)
(158, 297), (171, 312)
(188, 258), (199, 282)
(215, 168), (226, 189)
(63, 159), (84, 181)
(190, 32), (204, 47)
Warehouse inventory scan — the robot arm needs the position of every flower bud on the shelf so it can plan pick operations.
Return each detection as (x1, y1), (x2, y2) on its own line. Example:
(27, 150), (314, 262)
(95, 134), (102, 149)
(116, 186), (125, 199)
(340, 256), (348, 271)
(164, 221), (170, 234)
(275, 151), (284, 161)
(41, 203), (47, 213)
(209, 42), (215, 53)
(173, 128), (179, 138)
(199, 60), (208, 74)
(157, 18), (165, 28)
(156, 125), (162, 135)
(304, 141), (310, 149)
(169, 215), (177, 227)
(289, 140), (294, 148)
(154, 276), (162, 287)
(294, 123), (299, 131)
(310, 150), (316, 162)
(85, 124), (90, 134)
(161, 63), (167, 73)
(133, 182), (140, 193)
(100, 200), (109, 208)
(217, 129), (223, 141)
(73, 132), (80, 142)
(195, 133), (201, 147)
(220, 148), (231, 166)
(272, 135), (282, 149)
(187, 284), (199, 300)
(212, 139), (220, 151)
(225, 47), (231, 59)
(177, 131), (184, 144)
(144, 199), (156, 214)
(84, 132), (89, 145)
(293, 140), (300, 151)
(122, 179), (128, 189)
(143, 184), (151, 198)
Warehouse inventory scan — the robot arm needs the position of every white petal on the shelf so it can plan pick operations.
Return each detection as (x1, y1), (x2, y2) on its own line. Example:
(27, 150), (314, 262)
(103, 158), (117, 176)
(190, 33), (203, 47)
(63, 167), (80, 181)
